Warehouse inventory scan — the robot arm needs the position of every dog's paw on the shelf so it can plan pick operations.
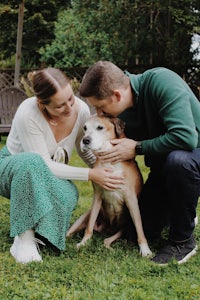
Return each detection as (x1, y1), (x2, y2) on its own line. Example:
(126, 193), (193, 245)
(76, 238), (91, 249)
(76, 233), (93, 249)
(139, 243), (153, 257)
(66, 230), (73, 238)
(103, 238), (114, 250)
(76, 241), (85, 249)
(104, 238), (114, 250)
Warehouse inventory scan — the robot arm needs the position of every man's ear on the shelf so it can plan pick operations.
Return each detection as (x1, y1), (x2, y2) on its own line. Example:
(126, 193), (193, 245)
(113, 90), (121, 102)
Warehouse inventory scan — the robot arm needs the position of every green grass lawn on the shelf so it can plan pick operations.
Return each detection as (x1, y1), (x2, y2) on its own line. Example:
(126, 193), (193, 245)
(0, 136), (199, 300)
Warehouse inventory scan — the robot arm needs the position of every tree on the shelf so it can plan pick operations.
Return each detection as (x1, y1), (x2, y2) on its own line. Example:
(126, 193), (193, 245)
(39, 9), (114, 67)
(40, 0), (200, 69)
(0, 0), (71, 67)
(1, 0), (199, 68)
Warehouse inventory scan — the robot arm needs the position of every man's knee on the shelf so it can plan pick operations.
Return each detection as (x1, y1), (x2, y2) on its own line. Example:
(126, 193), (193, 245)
(165, 150), (194, 175)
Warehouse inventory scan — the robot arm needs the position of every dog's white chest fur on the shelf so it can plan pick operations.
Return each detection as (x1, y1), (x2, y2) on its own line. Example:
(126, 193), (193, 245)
(94, 162), (126, 225)
(102, 189), (125, 224)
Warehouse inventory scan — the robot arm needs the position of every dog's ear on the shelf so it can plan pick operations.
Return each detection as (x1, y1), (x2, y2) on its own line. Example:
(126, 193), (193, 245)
(110, 117), (125, 138)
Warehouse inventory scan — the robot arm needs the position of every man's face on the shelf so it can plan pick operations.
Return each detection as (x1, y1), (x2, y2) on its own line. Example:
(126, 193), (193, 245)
(86, 95), (123, 117)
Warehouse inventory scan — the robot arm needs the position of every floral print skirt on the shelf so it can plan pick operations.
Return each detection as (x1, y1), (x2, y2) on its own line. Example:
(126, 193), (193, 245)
(0, 146), (78, 251)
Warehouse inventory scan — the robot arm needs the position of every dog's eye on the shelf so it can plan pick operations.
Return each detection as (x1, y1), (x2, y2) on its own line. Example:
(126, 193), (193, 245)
(97, 125), (103, 130)
(83, 125), (87, 131)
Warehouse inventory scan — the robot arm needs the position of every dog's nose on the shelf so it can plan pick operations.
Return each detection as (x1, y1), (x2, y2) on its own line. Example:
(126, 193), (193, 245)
(83, 137), (91, 145)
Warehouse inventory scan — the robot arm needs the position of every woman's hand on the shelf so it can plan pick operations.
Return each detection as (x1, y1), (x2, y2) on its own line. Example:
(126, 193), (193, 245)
(98, 138), (137, 163)
(89, 167), (125, 191)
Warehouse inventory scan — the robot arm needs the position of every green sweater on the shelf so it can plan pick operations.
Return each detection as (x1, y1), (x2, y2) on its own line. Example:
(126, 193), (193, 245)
(119, 67), (200, 167)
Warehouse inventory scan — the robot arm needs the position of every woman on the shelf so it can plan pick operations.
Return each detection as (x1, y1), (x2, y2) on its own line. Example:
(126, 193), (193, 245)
(0, 67), (124, 264)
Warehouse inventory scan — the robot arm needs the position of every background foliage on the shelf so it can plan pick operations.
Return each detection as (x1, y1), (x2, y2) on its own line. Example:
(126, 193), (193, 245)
(0, 0), (71, 67)
(0, 0), (200, 68)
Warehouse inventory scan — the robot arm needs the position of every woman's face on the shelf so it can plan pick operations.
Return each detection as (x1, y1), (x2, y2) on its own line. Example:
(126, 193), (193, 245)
(45, 85), (75, 118)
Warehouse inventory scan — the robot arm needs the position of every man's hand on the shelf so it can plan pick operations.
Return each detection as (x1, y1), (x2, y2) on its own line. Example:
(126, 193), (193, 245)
(98, 138), (137, 163)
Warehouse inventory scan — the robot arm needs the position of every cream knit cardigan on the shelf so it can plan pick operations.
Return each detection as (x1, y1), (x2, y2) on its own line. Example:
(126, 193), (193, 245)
(7, 96), (95, 181)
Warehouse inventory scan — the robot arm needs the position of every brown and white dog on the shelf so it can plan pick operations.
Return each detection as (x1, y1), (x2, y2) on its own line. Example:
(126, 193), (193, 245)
(67, 115), (152, 257)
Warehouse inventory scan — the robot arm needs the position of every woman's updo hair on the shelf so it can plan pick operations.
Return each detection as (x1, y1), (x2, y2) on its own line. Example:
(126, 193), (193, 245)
(28, 68), (70, 105)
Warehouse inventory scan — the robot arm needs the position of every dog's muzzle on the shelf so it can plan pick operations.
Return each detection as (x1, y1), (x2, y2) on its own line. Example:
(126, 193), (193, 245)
(82, 136), (91, 146)
(80, 136), (91, 152)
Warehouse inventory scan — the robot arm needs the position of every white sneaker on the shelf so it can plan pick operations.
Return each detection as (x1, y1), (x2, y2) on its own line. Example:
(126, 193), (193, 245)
(10, 229), (45, 264)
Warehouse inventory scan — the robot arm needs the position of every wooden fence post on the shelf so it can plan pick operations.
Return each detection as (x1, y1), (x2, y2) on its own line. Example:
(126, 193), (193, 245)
(14, 1), (24, 87)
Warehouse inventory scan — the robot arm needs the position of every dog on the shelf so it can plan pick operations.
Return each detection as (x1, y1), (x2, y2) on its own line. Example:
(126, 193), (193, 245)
(67, 115), (152, 257)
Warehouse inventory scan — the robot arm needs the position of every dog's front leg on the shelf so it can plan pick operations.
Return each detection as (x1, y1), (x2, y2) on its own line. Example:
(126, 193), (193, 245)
(77, 191), (102, 249)
(125, 194), (152, 257)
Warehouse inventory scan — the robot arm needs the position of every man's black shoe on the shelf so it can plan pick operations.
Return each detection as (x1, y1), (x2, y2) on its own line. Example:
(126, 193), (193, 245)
(152, 235), (198, 265)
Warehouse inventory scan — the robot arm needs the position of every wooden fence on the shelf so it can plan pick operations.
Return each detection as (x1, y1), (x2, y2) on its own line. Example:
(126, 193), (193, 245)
(0, 65), (199, 100)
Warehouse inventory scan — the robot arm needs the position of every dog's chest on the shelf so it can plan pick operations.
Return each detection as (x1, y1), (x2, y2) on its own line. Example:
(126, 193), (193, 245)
(95, 162), (127, 224)
(101, 189), (126, 225)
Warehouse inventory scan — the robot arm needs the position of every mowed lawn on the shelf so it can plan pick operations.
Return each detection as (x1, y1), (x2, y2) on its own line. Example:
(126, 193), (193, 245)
(0, 136), (199, 300)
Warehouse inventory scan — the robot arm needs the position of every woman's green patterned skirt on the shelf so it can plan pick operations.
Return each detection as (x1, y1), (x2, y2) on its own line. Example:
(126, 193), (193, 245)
(0, 146), (78, 251)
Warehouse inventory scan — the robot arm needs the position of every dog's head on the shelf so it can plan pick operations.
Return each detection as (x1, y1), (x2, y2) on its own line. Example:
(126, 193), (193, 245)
(81, 115), (125, 153)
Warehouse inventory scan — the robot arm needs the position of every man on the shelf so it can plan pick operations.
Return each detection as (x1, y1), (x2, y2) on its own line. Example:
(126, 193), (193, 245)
(79, 60), (200, 265)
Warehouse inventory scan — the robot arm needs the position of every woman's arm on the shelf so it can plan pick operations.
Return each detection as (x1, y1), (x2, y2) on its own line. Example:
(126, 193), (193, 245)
(10, 110), (90, 180)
